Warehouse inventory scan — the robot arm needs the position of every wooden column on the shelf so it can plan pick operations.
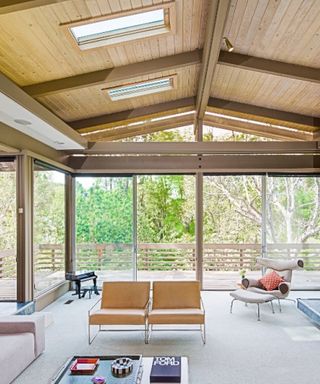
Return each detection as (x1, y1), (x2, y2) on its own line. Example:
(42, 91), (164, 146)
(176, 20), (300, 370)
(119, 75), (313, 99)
(16, 154), (33, 302)
(65, 174), (75, 274)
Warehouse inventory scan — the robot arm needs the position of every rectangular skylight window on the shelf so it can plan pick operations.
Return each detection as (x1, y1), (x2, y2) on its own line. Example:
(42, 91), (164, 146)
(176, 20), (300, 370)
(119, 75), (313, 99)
(69, 7), (172, 50)
(106, 77), (175, 101)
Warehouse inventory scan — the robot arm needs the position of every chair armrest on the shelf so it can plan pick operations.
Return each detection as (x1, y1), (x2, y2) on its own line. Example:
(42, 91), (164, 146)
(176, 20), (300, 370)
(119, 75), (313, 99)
(88, 298), (101, 316)
(200, 296), (205, 314)
(278, 281), (290, 295)
(242, 278), (261, 289)
(0, 315), (45, 356)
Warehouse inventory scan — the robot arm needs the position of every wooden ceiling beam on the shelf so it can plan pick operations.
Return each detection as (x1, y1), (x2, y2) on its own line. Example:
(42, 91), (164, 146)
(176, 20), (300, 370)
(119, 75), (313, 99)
(208, 98), (320, 130)
(23, 50), (202, 98)
(204, 115), (312, 141)
(218, 51), (320, 85)
(195, 0), (231, 129)
(70, 141), (320, 155)
(0, 0), (65, 15)
(83, 115), (193, 142)
(71, 97), (196, 132)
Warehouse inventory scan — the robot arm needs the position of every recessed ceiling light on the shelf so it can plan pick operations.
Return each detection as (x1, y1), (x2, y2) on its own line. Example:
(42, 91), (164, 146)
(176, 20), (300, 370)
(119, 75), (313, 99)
(14, 118), (32, 125)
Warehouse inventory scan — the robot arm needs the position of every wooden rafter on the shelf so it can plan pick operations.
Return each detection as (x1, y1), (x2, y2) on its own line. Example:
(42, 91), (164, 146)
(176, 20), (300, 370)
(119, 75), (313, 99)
(195, 0), (231, 131)
(23, 50), (202, 98)
(205, 114), (312, 141)
(82, 115), (194, 142)
(0, 0), (65, 15)
(208, 98), (320, 131)
(71, 97), (196, 133)
(218, 51), (320, 85)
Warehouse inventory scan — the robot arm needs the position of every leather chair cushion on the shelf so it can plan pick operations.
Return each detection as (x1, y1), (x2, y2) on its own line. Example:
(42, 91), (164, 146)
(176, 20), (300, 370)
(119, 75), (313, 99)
(101, 281), (150, 309)
(148, 308), (205, 324)
(89, 309), (146, 325)
(152, 281), (201, 309)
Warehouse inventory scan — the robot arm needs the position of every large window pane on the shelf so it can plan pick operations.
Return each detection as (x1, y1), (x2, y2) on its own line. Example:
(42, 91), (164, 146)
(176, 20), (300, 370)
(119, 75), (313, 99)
(0, 159), (16, 300)
(266, 176), (320, 289)
(76, 177), (134, 281)
(33, 163), (66, 295)
(137, 175), (196, 281)
(203, 176), (262, 289)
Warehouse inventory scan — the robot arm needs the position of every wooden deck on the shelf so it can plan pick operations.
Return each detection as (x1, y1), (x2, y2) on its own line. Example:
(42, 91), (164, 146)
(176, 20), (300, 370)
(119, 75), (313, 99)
(1, 270), (319, 300)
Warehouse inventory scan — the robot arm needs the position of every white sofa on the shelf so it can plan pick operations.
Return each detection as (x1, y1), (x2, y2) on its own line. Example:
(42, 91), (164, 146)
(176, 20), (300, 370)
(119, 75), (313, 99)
(0, 315), (45, 384)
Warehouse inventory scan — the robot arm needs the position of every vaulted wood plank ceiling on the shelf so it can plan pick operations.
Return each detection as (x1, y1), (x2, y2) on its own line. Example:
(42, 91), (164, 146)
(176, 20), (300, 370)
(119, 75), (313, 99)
(0, 0), (319, 143)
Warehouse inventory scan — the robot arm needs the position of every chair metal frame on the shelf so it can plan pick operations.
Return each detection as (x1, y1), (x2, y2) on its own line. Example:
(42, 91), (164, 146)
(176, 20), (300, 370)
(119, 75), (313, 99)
(147, 297), (206, 344)
(88, 298), (150, 344)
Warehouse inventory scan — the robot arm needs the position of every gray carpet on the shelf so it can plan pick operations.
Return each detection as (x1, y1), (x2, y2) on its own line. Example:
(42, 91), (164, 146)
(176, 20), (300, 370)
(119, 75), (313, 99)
(13, 291), (320, 384)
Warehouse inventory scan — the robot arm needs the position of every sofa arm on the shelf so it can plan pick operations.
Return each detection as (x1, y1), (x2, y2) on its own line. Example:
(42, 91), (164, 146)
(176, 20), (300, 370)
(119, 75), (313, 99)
(241, 278), (261, 289)
(278, 281), (290, 296)
(0, 315), (45, 356)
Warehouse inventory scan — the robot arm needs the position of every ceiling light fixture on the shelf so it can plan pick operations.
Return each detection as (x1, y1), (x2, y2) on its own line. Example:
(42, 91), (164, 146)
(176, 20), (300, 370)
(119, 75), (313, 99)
(223, 37), (234, 52)
(14, 118), (32, 125)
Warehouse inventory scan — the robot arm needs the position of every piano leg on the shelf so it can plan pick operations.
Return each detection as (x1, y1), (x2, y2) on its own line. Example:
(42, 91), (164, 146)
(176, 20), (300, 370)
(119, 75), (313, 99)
(93, 277), (99, 295)
(76, 280), (81, 299)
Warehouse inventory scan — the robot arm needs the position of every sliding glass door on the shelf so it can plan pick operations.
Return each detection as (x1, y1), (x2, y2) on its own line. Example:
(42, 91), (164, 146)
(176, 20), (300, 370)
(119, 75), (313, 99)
(33, 162), (66, 296)
(0, 159), (17, 300)
(76, 176), (134, 281)
(203, 175), (262, 289)
(266, 176), (320, 289)
(137, 175), (196, 281)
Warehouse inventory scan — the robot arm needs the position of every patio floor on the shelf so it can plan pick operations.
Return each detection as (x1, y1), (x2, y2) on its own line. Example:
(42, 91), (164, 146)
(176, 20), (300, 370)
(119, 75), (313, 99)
(1, 270), (320, 300)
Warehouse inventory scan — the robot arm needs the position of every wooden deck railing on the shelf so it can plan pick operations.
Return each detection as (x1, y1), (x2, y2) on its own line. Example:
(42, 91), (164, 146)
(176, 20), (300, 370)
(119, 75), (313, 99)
(1, 242), (320, 278)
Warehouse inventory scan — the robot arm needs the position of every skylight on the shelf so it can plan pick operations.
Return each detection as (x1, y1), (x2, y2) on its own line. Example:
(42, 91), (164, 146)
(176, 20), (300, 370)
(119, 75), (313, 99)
(106, 77), (174, 101)
(69, 8), (171, 50)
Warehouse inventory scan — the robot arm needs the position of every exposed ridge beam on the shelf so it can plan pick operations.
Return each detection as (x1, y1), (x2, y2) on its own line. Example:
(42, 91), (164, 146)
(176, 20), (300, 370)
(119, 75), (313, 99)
(71, 97), (196, 132)
(218, 51), (320, 84)
(0, 0), (65, 15)
(70, 141), (320, 155)
(195, 0), (231, 128)
(23, 50), (202, 98)
(208, 98), (320, 129)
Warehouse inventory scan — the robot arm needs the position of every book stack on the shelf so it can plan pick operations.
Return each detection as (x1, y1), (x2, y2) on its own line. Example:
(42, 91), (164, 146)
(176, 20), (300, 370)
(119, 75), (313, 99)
(150, 356), (181, 383)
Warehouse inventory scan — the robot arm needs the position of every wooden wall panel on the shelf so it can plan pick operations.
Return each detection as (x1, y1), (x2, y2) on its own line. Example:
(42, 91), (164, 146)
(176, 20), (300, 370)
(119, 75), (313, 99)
(0, 0), (208, 86)
(211, 65), (320, 117)
(37, 65), (200, 121)
(223, 0), (320, 68)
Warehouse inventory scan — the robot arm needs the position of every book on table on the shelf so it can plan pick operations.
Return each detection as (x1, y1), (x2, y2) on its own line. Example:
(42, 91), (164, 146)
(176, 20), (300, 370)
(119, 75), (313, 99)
(150, 356), (181, 383)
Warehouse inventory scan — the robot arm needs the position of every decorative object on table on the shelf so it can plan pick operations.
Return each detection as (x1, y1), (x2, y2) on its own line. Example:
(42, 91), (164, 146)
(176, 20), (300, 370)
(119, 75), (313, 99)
(51, 355), (142, 384)
(150, 356), (181, 383)
(111, 357), (133, 377)
(239, 269), (246, 279)
(92, 376), (106, 384)
(70, 357), (100, 375)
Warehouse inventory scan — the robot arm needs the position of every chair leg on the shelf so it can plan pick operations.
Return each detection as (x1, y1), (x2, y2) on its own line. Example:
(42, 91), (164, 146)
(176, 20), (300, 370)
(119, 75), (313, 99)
(230, 298), (236, 314)
(145, 321), (148, 344)
(278, 299), (282, 313)
(270, 300), (275, 314)
(200, 323), (206, 344)
(147, 324), (152, 343)
(257, 304), (261, 321)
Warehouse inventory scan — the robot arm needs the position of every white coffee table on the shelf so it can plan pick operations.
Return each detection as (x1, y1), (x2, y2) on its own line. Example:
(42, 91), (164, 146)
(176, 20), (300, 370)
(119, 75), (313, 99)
(141, 357), (188, 384)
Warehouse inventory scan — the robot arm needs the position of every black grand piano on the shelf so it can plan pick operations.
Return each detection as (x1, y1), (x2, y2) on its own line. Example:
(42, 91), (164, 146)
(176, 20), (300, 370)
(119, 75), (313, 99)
(65, 271), (100, 299)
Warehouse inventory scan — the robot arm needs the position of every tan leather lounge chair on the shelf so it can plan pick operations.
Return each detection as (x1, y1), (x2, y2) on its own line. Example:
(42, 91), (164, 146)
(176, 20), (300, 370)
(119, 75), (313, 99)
(148, 281), (206, 343)
(88, 281), (150, 344)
